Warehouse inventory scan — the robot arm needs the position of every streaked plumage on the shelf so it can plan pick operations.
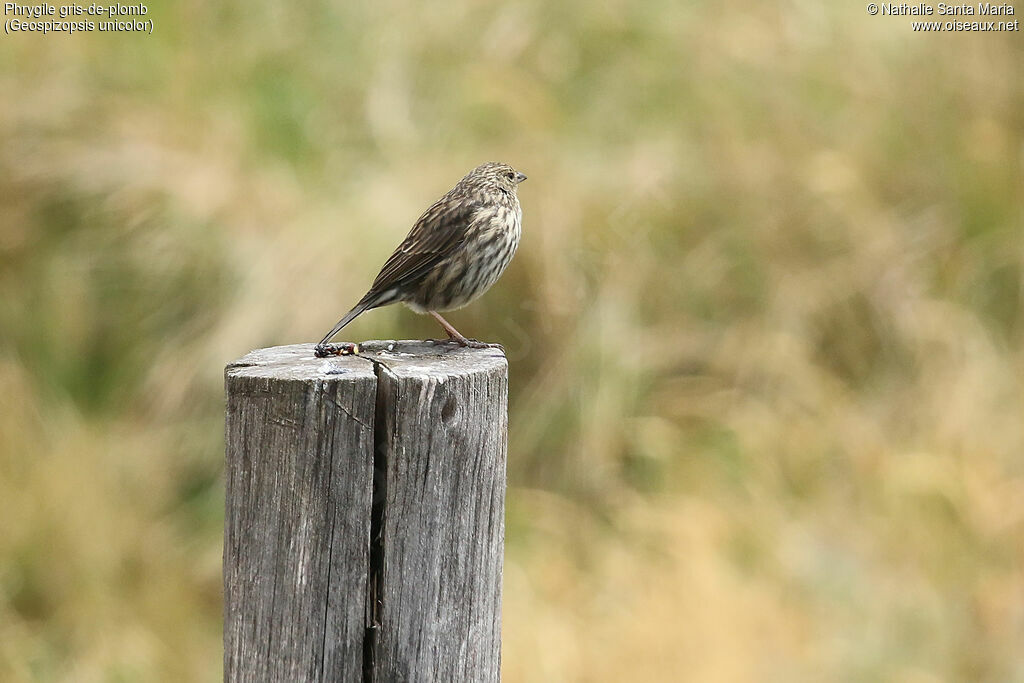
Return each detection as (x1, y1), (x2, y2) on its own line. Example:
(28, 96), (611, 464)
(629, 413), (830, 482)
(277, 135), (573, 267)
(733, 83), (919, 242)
(315, 162), (526, 356)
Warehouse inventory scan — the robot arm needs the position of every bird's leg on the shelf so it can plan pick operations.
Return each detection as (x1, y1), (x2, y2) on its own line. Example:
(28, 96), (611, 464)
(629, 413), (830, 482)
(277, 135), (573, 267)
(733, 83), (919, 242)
(430, 311), (467, 340)
(428, 311), (503, 350)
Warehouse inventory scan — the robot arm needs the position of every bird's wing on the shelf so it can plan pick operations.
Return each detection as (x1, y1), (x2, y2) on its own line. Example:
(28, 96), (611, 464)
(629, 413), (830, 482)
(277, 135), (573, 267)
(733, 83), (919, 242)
(365, 193), (482, 299)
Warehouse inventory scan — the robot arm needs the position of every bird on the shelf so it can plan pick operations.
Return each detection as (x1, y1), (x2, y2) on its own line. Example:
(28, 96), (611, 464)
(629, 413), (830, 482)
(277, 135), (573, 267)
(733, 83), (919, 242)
(314, 162), (526, 357)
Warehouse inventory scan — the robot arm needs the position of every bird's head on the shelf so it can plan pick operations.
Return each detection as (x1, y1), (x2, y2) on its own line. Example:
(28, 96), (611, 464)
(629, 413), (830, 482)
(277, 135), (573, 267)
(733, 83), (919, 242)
(462, 162), (528, 195)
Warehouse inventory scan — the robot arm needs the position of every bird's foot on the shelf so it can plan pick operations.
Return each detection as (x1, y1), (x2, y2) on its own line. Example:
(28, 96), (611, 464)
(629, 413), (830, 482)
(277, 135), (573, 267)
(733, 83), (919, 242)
(314, 342), (360, 358)
(464, 339), (504, 351)
(434, 336), (504, 351)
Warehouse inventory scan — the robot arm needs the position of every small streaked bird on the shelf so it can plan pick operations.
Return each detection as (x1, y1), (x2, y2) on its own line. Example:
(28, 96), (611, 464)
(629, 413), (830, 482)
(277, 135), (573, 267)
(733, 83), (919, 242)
(315, 162), (526, 357)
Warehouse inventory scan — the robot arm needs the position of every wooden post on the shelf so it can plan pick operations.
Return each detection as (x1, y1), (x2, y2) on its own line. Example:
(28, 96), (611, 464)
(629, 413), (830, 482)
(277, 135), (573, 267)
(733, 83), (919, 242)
(224, 341), (507, 682)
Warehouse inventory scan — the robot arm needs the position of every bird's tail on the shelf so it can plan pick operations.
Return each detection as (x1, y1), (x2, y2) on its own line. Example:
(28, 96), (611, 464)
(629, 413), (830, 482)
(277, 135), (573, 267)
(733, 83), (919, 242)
(317, 301), (372, 347)
(317, 287), (403, 347)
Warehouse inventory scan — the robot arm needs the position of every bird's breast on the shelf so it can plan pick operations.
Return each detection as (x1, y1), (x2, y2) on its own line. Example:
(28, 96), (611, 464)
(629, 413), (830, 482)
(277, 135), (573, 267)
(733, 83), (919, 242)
(411, 200), (521, 312)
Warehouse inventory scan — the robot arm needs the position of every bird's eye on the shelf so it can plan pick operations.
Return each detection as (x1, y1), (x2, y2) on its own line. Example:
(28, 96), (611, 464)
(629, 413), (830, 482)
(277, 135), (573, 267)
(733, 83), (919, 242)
(505, 171), (515, 179)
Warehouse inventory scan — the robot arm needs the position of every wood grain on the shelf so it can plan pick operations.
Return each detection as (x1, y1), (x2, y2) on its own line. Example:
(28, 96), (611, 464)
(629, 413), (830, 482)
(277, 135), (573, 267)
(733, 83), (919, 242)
(361, 341), (507, 683)
(224, 341), (507, 682)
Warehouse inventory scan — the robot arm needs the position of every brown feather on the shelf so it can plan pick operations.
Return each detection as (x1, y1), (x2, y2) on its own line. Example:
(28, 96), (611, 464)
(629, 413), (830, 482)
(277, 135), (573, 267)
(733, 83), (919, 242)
(366, 194), (482, 299)
(316, 162), (525, 348)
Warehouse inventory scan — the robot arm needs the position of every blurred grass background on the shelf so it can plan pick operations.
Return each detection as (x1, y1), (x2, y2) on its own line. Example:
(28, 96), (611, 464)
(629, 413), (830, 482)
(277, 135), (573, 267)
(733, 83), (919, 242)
(1, 1), (1022, 680)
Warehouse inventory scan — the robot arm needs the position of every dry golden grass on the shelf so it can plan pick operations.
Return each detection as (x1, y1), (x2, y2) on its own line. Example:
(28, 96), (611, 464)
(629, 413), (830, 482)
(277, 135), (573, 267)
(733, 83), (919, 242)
(1, 1), (1022, 680)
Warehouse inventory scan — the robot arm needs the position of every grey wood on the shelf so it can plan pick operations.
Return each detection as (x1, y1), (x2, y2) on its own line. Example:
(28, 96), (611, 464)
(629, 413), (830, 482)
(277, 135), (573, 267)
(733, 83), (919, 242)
(361, 341), (507, 683)
(224, 341), (507, 683)
(224, 345), (377, 682)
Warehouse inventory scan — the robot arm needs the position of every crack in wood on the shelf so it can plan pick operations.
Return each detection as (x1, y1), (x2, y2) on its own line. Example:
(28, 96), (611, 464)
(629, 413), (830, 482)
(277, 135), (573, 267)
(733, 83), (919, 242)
(224, 343), (505, 682)
(363, 356), (395, 683)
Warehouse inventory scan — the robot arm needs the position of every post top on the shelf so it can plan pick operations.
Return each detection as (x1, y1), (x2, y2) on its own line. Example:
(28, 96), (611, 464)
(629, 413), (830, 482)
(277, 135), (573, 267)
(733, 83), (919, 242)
(226, 341), (507, 382)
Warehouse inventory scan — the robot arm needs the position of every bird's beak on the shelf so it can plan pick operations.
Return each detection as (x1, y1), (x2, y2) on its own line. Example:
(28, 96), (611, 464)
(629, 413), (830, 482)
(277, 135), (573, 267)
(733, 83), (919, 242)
(514, 172), (527, 184)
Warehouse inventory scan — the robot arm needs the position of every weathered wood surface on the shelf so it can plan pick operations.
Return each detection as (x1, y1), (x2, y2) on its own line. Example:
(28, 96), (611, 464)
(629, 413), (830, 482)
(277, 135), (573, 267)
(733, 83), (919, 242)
(224, 345), (376, 682)
(224, 341), (507, 683)
(371, 342), (508, 682)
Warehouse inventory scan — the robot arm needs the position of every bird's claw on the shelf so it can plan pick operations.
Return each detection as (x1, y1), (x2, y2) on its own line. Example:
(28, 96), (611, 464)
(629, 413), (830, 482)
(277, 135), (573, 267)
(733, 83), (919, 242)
(435, 337), (503, 351)
(425, 338), (501, 350)
(463, 339), (504, 351)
